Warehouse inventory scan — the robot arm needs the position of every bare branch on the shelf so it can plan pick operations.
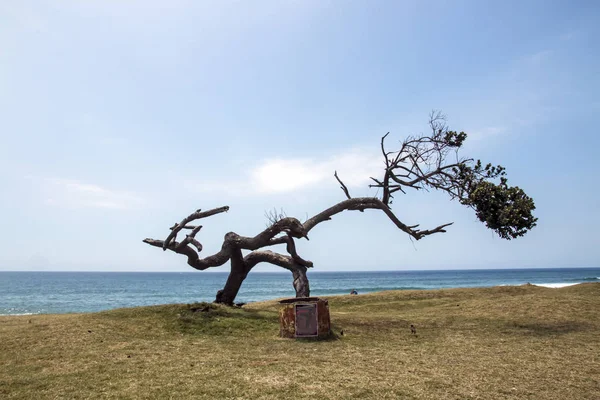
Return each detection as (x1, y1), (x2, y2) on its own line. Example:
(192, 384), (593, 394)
(170, 224), (200, 230)
(380, 132), (390, 168)
(303, 197), (452, 240)
(334, 171), (351, 199)
(143, 238), (211, 271)
(243, 250), (310, 298)
(380, 133), (392, 205)
(163, 206), (229, 250)
(174, 225), (203, 252)
(265, 208), (287, 227)
(412, 222), (453, 237)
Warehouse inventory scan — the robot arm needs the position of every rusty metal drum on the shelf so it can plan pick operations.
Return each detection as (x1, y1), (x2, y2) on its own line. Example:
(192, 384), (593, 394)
(278, 297), (331, 339)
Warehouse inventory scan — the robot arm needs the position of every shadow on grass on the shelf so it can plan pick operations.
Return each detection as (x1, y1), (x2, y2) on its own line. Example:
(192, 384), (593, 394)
(504, 320), (592, 337)
(177, 303), (349, 341)
(175, 303), (280, 336)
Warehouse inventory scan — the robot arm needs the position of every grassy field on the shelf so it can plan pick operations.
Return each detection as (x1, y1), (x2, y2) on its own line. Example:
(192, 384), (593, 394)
(1, 284), (599, 399)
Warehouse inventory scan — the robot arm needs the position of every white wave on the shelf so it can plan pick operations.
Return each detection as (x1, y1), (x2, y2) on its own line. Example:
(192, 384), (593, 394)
(0, 312), (38, 316)
(532, 282), (580, 288)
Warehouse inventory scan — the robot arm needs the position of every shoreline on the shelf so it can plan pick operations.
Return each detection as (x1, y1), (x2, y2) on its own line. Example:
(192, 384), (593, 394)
(2, 282), (597, 317)
(1, 266), (598, 273)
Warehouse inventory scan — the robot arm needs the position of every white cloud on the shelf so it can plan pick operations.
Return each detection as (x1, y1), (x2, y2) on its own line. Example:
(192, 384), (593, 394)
(467, 126), (507, 141)
(42, 178), (145, 210)
(251, 158), (324, 193)
(188, 147), (383, 196)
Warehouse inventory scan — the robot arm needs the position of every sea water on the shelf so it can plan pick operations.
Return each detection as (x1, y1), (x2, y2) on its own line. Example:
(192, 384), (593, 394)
(0, 268), (598, 315)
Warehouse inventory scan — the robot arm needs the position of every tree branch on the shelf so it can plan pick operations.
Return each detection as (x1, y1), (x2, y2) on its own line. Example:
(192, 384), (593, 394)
(243, 251), (310, 297)
(163, 206), (229, 250)
(143, 238), (212, 271)
(175, 225), (203, 252)
(334, 171), (351, 199)
(303, 197), (452, 240)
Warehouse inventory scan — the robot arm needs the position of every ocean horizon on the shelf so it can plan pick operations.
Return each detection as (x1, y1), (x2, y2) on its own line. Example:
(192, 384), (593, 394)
(1, 267), (598, 316)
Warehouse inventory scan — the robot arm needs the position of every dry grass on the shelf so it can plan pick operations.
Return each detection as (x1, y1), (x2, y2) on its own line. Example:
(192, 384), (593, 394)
(1, 284), (599, 399)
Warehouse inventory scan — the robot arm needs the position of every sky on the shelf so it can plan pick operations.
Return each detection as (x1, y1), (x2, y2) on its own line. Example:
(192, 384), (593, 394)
(1, 0), (599, 272)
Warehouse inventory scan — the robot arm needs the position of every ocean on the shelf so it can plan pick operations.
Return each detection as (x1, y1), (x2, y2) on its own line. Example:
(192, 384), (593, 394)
(1, 268), (598, 316)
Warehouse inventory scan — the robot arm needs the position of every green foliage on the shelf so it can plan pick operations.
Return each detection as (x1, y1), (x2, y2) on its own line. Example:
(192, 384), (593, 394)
(442, 130), (467, 147)
(392, 113), (538, 241)
(449, 159), (537, 240)
(465, 179), (538, 239)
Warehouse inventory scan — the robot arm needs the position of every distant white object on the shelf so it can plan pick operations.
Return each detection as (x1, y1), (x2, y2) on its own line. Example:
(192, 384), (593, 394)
(532, 283), (580, 288)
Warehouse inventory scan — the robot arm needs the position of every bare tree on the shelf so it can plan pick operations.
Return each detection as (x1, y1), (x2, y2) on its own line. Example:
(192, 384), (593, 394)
(143, 113), (537, 305)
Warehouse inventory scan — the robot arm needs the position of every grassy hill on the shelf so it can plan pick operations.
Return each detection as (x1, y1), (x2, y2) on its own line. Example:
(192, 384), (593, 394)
(1, 284), (599, 399)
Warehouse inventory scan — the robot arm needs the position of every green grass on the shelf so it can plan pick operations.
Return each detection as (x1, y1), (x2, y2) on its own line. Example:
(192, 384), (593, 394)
(1, 284), (599, 399)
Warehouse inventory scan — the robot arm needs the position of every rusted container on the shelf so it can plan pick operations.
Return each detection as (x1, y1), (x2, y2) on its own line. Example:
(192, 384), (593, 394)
(278, 297), (331, 339)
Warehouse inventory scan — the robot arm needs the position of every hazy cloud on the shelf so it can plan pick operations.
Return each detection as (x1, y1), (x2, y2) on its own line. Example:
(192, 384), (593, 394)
(468, 126), (507, 141)
(187, 148), (383, 196)
(42, 178), (145, 210)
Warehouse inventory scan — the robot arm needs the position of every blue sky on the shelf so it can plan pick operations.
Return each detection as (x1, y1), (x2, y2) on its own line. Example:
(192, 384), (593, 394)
(1, 0), (598, 272)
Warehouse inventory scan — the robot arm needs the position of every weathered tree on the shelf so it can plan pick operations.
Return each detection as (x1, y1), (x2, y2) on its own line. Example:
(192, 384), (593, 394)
(143, 112), (537, 305)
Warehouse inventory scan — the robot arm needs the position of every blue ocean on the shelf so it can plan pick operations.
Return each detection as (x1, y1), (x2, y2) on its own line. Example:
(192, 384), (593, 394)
(1, 268), (598, 315)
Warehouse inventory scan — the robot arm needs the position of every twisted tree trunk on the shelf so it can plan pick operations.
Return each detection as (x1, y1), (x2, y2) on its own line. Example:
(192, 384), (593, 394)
(214, 247), (248, 305)
(143, 198), (451, 305)
(144, 214), (317, 304)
